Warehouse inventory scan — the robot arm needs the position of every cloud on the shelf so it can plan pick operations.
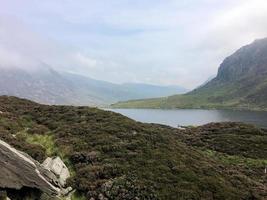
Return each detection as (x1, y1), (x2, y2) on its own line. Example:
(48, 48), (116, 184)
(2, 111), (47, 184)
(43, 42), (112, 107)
(74, 53), (98, 69)
(0, 47), (37, 69)
(1, 0), (267, 88)
(0, 15), (103, 73)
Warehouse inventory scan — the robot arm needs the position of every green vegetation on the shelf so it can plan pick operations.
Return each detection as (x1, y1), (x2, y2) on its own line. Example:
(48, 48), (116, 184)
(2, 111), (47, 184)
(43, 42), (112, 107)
(24, 133), (57, 156)
(203, 149), (267, 168)
(0, 96), (266, 199)
(112, 38), (267, 111)
(111, 85), (267, 110)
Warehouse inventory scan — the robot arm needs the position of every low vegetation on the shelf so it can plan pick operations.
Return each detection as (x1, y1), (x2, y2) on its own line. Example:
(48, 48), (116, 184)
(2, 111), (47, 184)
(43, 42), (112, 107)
(0, 96), (266, 199)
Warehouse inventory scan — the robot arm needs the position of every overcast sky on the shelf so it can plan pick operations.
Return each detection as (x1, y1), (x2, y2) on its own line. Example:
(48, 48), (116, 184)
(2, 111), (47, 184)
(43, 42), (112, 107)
(1, 0), (267, 89)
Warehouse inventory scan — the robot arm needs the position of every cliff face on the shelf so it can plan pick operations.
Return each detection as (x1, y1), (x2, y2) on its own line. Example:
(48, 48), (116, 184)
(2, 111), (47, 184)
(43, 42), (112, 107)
(217, 38), (267, 82)
(192, 38), (267, 108)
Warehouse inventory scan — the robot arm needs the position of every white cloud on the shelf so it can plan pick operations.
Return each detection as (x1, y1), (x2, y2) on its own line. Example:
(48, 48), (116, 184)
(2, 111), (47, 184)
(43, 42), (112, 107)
(74, 53), (98, 69)
(1, 0), (267, 88)
(0, 47), (37, 69)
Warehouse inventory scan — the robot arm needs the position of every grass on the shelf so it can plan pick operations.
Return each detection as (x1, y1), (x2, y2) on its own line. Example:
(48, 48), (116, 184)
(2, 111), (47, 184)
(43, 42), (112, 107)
(71, 192), (86, 200)
(24, 134), (57, 156)
(111, 77), (267, 111)
(203, 149), (267, 168)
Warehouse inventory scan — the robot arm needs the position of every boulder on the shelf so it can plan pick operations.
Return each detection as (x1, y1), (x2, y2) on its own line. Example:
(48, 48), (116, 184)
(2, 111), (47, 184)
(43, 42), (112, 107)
(42, 157), (70, 187)
(0, 139), (74, 199)
(0, 139), (60, 196)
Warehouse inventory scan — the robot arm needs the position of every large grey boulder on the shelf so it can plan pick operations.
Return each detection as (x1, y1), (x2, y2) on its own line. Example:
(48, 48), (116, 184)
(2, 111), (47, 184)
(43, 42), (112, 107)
(0, 139), (60, 195)
(42, 157), (70, 187)
(0, 139), (75, 199)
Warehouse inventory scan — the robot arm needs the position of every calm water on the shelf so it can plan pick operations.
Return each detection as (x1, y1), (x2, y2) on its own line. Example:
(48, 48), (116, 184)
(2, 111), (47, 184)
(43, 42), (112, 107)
(108, 109), (267, 128)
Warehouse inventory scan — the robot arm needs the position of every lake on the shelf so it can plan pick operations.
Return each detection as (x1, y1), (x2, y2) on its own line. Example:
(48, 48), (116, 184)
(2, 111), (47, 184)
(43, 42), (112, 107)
(108, 109), (267, 128)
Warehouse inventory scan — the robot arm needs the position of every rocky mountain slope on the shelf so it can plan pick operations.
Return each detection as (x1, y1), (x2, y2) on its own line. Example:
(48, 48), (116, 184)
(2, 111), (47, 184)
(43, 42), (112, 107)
(112, 38), (267, 110)
(0, 96), (266, 199)
(0, 67), (187, 106)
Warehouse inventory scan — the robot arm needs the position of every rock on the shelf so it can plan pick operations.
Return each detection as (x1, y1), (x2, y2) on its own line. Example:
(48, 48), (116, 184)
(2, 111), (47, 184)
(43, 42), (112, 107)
(65, 190), (75, 200)
(0, 139), (60, 196)
(60, 187), (73, 196)
(0, 139), (73, 199)
(42, 157), (53, 169)
(42, 157), (70, 187)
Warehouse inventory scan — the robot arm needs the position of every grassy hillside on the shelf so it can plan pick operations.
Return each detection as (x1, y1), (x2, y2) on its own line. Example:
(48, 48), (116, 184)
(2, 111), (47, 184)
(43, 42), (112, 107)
(0, 96), (266, 199)
(112, 38), (267, 110)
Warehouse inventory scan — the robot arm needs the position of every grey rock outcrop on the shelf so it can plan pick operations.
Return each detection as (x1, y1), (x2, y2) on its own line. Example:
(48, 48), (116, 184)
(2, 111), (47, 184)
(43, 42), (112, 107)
(0, 139), (60, 195)
(42, 157), (70, 187)
(0, 139), (73, 199)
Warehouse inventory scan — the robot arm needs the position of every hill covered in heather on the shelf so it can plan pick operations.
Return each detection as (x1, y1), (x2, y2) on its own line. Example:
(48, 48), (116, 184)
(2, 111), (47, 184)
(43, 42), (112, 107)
(112, 38), (267, 110)
(0, 96), (266, 199)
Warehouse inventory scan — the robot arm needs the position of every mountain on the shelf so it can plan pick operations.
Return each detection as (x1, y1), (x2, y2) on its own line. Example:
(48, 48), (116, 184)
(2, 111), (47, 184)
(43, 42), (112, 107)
(194, 75), (216, 90)
(61, 72), (188, 103)
(0, 67), (79, 105)
(121, 83), (187, 99)
(112, 38), (267, 110)
(0, 66), (187, 106)
(0, 96), (266, 199)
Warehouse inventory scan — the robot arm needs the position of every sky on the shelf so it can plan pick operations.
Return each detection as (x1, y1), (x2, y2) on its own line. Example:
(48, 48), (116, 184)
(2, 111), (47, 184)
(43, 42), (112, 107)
(1, 0), (267, 89)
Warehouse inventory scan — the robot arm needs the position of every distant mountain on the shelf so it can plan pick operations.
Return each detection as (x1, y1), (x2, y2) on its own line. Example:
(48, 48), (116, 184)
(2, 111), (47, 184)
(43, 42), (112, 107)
(121, 83), (187, 98)
(112, 38), (267, 110)
(0, 66), (187, 106)
(0, 67), (80, 105)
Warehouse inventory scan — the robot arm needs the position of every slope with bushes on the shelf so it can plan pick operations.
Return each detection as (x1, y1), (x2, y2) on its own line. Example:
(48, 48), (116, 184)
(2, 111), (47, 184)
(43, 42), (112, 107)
(0, 96), (266, 199)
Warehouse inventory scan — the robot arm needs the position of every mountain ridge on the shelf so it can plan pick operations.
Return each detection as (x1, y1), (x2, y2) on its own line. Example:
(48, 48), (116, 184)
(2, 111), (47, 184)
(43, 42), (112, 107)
(0, 67), (187, 106)
(112, 38), (267, 110)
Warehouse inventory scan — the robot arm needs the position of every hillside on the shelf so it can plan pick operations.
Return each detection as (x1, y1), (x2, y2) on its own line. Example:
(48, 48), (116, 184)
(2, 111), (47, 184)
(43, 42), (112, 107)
(0, 67), (187, 106)
(112, 38), (267, 110)
(0, 96), (266, 199)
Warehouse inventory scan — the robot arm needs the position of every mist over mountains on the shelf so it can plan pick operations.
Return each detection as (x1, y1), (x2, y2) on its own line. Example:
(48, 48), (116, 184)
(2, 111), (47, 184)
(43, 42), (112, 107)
(0, 16), (189, 105)
(0, 65), (187, 106)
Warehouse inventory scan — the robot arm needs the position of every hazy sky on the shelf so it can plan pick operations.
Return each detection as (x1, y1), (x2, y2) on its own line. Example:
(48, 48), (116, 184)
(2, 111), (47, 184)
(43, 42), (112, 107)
(1, 0), (267, 88)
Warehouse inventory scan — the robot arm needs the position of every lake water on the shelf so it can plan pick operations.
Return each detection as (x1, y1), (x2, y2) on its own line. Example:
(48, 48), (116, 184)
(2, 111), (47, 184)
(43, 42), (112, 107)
(108, 109), (267, 128)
